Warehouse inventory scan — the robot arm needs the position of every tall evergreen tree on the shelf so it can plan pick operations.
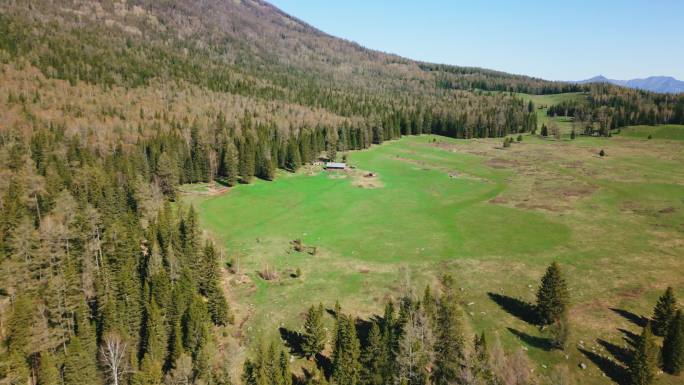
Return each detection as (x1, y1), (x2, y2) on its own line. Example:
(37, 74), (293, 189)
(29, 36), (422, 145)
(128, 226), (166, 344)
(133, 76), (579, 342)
(36, 351), (60, 385)
(360, 322), (384, 385)
(628, 323), (658, 385)
(63, 336), (100, 385)
(221, 141), (240, 187)
(536, 262), (569, 326)
(332, 315), (361, 385)
(433, 275), (466, 385)
(302, 303), (326, 359)
(662, 310), (684, 375)
(652, 287), (678, 337)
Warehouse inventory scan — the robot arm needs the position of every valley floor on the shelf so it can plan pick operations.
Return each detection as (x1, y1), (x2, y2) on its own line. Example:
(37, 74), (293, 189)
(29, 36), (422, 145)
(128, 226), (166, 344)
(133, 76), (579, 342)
(188, 130), (684, 385)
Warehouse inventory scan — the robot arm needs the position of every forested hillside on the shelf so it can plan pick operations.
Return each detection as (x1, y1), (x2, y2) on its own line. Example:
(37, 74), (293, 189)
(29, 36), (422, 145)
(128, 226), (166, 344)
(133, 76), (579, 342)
(0, 1), (683, 385)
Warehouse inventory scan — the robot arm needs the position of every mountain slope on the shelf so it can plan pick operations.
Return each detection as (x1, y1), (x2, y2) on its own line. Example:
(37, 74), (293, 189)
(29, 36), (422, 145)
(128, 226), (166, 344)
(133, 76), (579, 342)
(577, 75), (684, 94)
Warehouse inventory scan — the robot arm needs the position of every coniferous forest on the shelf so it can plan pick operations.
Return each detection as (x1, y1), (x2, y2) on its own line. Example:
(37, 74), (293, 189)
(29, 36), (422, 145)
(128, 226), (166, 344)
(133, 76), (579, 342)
(1, 1), (683, 385)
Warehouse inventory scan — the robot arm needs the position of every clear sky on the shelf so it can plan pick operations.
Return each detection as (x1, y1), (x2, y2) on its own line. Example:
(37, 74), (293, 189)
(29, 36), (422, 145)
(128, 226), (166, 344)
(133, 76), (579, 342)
(268, 0), (684, 81)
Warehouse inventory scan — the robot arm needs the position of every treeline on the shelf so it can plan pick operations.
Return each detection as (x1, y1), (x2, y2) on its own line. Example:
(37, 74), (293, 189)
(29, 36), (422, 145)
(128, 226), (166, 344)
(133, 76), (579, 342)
(419, 63), (585, 95)
(547, 85), (684, 136)
(244, 270), (572, 385)
(0, 124), (231, 384)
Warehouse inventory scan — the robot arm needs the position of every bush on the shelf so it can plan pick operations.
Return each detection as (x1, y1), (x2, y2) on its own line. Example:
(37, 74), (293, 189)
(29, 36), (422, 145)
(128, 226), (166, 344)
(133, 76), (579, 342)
(647, 134), (653, 139)
(517, 134), (523, 142)
(599, 149), (605, 157)
(503, 138), (511, 148)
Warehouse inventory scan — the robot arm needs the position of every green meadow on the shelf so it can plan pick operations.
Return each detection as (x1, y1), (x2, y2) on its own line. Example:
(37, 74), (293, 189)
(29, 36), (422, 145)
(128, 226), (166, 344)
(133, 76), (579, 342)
(619, 124), (684, 140)
(189, 127), (684, 384)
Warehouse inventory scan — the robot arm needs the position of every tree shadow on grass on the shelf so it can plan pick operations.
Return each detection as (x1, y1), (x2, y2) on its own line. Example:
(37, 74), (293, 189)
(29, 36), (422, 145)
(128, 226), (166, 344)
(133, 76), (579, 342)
(597, 339), (633, 366)
(578, 347), (628, 385)
(507, 327), (552, 351)
(488, 292), (538, 325)
(279, 327), (305, 357)
(315, 352), (333, 379)
(610, 308), (648, 328)
(618, 328), (640, 349)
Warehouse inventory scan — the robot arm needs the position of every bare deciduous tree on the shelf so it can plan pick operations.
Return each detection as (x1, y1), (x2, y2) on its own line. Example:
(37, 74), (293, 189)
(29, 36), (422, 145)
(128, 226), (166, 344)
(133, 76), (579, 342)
(100, 332), (128, 385)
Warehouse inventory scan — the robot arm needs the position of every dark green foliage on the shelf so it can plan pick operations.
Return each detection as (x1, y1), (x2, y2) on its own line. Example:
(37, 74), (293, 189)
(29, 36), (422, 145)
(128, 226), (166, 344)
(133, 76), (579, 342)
(662, 310), (684, 375)
(242, 343), (292, 385)
(302, 304), (326, 359)
(570, 129), (576, 140)
(547, 311), (571, 350)
(433, 275), (466, 385)
(64, 336), (100, 385)
(540, 124), (548, 137)
(332, 314), (361, 385)
(360, 322), (384, 385)
(652, 287), (678, 337)
(536, 262), (569, 326)
(599, 149), (606, 157)
(628, 323), (658, 385)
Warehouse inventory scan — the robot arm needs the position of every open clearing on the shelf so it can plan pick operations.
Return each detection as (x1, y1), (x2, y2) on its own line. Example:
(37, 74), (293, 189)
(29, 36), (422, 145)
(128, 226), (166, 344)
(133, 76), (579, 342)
(618, 124), (684, 141)
(189, 130), (684, 384)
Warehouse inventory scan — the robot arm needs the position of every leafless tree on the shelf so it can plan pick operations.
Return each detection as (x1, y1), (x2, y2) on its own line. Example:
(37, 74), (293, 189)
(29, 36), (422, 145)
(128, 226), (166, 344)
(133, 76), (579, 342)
(100, 332), (128, 385)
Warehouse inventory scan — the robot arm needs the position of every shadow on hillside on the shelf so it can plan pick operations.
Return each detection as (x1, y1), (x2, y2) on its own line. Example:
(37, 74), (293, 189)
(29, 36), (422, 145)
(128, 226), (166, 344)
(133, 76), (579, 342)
(355, 316), (383, 348)
(279, 327), (305, 357)
(618, 328), (640, 348)
(315, 352), (333, 379)
(598, 339), (633, 366)
(507, 327), (551, 351)
(579, 348), (628, 385)
(488, 292), (538, 325)
(610, 308), (648, 328)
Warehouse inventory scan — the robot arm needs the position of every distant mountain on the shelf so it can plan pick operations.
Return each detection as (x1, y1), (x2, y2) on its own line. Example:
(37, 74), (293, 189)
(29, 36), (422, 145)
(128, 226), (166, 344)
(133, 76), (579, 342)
(577, 75), (684, 94)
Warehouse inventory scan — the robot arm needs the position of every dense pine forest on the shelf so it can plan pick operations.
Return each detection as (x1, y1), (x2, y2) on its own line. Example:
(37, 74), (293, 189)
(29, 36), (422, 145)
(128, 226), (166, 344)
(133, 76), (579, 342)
(1, 1), (683, 385)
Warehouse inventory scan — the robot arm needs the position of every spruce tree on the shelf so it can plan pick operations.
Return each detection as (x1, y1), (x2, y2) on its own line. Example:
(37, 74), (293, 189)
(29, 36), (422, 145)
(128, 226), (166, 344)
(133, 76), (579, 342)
(662, 310), (684, 375)
(302, 303), (326, 359)
(332, 315), (361, 385)
(37, 351), (60, 385)
(628, 323), (658, 385)
(433, 275), (466, 385)
(63, 336), (100, 385)
(652, 287), (678, 337)
(472, 333), (496, 385)
(360, 322), (384, 385)
(222, 141), (239, 187)
(536, 262), (569, 325)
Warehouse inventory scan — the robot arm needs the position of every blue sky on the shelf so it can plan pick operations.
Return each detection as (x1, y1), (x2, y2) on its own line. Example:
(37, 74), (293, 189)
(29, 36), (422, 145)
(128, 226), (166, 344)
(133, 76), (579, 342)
(268, 0), (684, 81)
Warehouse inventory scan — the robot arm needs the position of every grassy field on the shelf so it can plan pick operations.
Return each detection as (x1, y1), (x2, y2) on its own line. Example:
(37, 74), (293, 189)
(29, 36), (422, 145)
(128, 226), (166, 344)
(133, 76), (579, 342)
(618, 124), (684, 140)
(514, 92), (587, 133)
(188, 132), (684, 384)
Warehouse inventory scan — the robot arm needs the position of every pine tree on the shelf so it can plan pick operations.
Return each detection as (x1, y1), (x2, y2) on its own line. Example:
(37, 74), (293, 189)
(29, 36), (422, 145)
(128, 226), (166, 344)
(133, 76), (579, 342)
(652, 287), (678, 337)
(222, 141), (239, 187)
(380, 300), (398, 384)
(433, 275), (466, 385)
(332, 314), (361, 385)
(628, 323), (658, 385)
(536, 262), (569, 325)
(662, 310), (684, 375)
(472, 333), (496, 385)
(540, 124), (548, 137)
(360, 322), (384, 385)
(280, 349), (293, 385)
(302, 303), (326, 359)
(36, 351), (61, 385)
(64, 336), (100, 385)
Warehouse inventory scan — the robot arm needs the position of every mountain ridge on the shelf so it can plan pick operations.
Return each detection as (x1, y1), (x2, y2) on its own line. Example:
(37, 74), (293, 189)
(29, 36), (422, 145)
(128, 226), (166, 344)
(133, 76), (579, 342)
(577, 75), (684, 94)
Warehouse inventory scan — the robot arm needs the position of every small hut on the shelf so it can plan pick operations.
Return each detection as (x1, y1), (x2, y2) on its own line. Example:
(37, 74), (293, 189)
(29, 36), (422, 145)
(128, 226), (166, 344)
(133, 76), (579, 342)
(325, 162), (347, 170)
